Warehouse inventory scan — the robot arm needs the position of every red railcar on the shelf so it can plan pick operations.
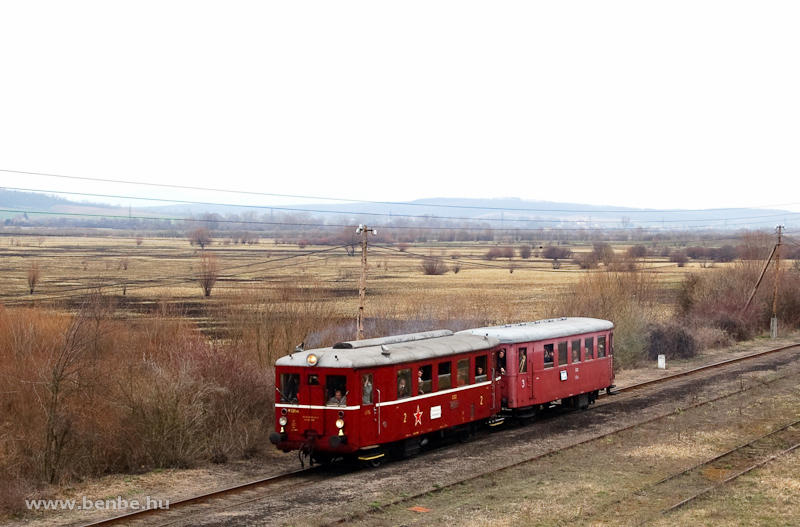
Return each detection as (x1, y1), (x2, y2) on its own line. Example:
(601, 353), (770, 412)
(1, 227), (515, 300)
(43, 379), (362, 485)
(270, 318), (614, 464)
(459, 317), (615, 419)
(270, 330), (501, 464)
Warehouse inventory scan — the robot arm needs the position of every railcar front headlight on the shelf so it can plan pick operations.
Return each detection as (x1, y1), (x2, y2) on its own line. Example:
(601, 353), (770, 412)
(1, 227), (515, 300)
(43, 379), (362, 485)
(306, 354), (318, 366)
(335, 418), (345, 429)
(279, 416), (288, 427)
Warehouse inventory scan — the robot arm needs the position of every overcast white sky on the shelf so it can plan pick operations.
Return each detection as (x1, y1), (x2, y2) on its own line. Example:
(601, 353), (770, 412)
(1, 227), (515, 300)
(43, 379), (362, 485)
(1, 2), (799, 213)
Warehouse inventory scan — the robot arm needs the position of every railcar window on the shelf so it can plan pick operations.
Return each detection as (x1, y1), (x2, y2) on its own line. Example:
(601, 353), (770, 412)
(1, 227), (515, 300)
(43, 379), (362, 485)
(585, 337), (594, 360)
(475, 355), (488, 382)
(558, 341), (568, 366)
(307, 374), (319, 386)
(438, 362), (452, 391)
(418, 365), (432, 395)
(598, 336), (607, 358)
(609, 334), (614, 355)
(497, 348), (507, 375)
(572, 339), (581, 363)
(543, 344), (554, 368)
(280, 373), (300, 403)
(362, 374), (373, 405)
(397, 369), (411, 399)
(326, 375), (347, 406)
(518, 348), (527, 373)
(457, 359), (470, 386)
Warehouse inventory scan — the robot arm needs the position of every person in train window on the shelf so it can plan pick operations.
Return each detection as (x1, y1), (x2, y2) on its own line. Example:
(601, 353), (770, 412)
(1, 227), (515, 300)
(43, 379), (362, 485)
(497, 349), (507, 375)
(397, 378), (410, 399)
(544, 347), (554, 365)
(362, 376), (373, 404)
(327, 389), (346, 406)
(417, 369), (426, 395)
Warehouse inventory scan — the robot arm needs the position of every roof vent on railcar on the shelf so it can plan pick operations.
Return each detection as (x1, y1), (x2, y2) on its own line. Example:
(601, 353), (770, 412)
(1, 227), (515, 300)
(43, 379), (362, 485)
(381, 345), (391, 356)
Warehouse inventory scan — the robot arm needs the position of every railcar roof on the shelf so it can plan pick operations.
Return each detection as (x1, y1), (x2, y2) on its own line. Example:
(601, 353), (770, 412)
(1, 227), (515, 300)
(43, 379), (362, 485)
(457, 317), (613, 344)
(275, 333), (499, 369)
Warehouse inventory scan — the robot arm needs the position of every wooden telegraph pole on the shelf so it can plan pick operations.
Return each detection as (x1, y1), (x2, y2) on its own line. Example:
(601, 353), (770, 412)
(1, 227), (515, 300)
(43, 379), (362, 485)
(771, 225), (783, 338)
(356, 224), (376, 340)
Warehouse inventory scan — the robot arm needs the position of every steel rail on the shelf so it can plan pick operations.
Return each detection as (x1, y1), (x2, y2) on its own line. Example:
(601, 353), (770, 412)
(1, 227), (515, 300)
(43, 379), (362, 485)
(79, 466), (320, 527)
(578, 418), (800, 527)
(612, 341), (800, 394)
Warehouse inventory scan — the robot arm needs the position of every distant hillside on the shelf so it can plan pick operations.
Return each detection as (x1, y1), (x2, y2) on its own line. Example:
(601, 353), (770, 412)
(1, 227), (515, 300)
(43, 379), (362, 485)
(0, 189), (796, 230)
(0, 189), (115, 212)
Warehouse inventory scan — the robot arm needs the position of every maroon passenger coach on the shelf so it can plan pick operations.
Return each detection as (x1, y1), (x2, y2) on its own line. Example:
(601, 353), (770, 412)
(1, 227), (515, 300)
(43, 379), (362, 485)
(459, 317), (615, 419)
(270, 317), (614, 464)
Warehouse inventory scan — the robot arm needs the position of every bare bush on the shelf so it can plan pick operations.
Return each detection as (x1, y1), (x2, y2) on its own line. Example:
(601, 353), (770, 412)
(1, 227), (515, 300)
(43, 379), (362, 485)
(542, 246), (572, 260)
(398, 242), (410, 252)
(574, 252), (599, 269)
(592, 243), (614, 266)
(627, 245), (648, 258)
(421, 255), (448, 275)
(646, 323), (698, 360)
(544, 269), (659, 368)
(452, 260), (462, 274)
(670, 250), (688, 267)
(197, 252), (220, 297)
(27, 261), (41, 294)
(519, 245), (532, 259)
(484, 246), (504, 260)
(135, 235), (144, 246)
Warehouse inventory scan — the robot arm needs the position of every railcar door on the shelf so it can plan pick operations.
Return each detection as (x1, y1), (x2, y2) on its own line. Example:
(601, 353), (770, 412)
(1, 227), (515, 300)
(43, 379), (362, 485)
(517, 346), (532, 404)
(300, 373), (324, 436)
(359, 371), (379, 446)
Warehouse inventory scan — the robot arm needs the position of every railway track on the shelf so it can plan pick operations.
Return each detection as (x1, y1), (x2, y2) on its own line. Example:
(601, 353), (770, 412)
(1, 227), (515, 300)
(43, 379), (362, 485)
(78, 466), (331, 527)
(79, 341), (800, 527)
(571, 418), (800, 526)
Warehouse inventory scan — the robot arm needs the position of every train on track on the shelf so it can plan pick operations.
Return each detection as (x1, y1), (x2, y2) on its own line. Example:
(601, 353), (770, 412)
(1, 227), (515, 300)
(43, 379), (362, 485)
(270, 317), (614, 465)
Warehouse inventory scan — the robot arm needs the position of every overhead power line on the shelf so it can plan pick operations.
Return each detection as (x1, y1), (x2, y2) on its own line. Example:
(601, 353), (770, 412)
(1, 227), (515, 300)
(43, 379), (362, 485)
(4, 167), (800, 214)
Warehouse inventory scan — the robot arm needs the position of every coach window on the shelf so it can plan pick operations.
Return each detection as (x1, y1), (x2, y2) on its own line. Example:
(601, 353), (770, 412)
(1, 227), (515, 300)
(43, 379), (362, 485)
(397, 369), (411, 399)
(518, 348), (527, 373)
(572, 339), (581, 363)
(362, 374), (373, 405)
(280, 373), (300, 403)
(598, 336), (607, 358)
(457, 359), (470, 386)
(418, 365), (432, 395)
(558, 341), (568, 366)
(438, 362), (452, 391)
(475, 355), (488, 382)
(325, 375), (347, 406)
(543, 344), (554, 368)
(585, 337), (594, 360)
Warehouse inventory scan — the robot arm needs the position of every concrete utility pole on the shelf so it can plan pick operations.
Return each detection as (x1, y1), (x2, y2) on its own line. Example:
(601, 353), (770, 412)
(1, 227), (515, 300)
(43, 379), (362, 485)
(771, 225), (783, 338)
(355, 224), (376, 340)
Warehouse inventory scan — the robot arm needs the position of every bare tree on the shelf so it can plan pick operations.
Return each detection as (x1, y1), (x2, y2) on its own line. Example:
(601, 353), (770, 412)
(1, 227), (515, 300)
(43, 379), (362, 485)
(27, 262), (41, 294)
(188, 228), (213, 249)
(519, 245), (533, 259)
(198, 252), (220, 297)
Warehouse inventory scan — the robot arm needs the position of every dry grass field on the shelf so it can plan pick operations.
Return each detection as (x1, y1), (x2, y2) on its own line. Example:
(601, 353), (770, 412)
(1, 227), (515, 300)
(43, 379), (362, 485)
(1, 234), (703, 329)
